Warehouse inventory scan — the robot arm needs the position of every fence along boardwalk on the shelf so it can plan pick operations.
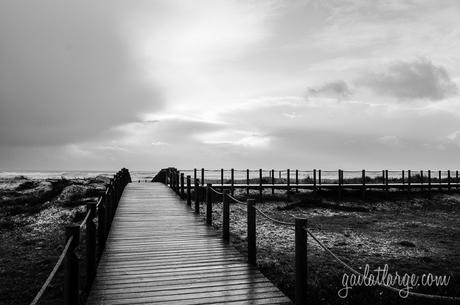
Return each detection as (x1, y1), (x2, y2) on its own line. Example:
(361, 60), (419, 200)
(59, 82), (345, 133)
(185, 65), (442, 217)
(87, 182), (291, 305)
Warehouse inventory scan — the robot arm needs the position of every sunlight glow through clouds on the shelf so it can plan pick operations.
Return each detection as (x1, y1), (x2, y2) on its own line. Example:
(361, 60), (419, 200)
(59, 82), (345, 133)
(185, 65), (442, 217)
(1, 0), (460, 170)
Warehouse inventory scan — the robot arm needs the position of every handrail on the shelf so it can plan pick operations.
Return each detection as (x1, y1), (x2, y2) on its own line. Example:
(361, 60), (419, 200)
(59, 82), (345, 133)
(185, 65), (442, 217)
(30, 168), (132, 305)
(30, 236), (74, 305)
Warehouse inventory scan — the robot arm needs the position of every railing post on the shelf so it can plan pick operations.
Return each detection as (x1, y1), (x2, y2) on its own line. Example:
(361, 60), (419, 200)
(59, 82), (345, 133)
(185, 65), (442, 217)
(186, 176), (191, 206)
(295, 218), (308, 305)
(194, 179), (200, 214)
(86, 203), (96, 290)
(295, 169), (299, 193)
(318, 169), (322, 192)
(97, 196), (106, 259)
(338, 169), (343, 200)
(428, 170), (432, 197)
(408, 170), (411, 194)
(287, 169), (290, 190)
(271, 169), (275, 195)
(247, 199), (256, 265)
(313, 169), (317, 193)
(64, 225), (80, 305)
(221, 168), (224, 186)
(385, 170), (389, 191)
(247, 169), (250, 196)
(455, 170), (458, 190)
(361, 169), (366, 199)
(231, 168), (234, 196)
(105, 189), (112, 235)
(194, 168), (197, 185)
(206, 184), (212, 226)
(223, 190), (230, 241)
(439, 170), (442, 191)
(180, 172), (185, 199)
(448, 170), (451, 191)
(259, 169), (263, 203)
(201, 168), (205, 186)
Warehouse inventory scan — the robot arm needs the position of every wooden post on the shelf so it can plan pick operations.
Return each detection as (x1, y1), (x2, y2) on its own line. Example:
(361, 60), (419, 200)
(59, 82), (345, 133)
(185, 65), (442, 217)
(206, 184), (212, 226)
(428, 170), (432, 197)
(439, 170), (442, 191)
(318, 169), (322, 192)
(194, 179), (200, 214)
(201, 168), (205, 186)
(246, 169), (250, 196)
(176, 172), (180, 195)
(64, 225), (79, 305)
(231, 168), (234, 196)
(247, 199), (256, 265)
(259, 169), (263, 203)
(361, 169), (366, 199)
(287, 169), (290, 190)
(86, 203), (96, 289)
(105, 189), (112, 234)
(186, 176), (191, 206)
(448, 170), (451, 191)
(408, 170), (411, 194)
(338, 169), (343, 200)
(180, 173), (185, 199)
(313, 169), (317, 193)
(295, 218), (308, 305)
(420, 170), (424, 185)
(271, 169), (275, 195)
(221, 168), (224, 186)
(295, 169), (299, 193)
(97, 196), (106, 259)
(194, 168), (197, 185)
(457, 170), (459, 190)
(222, 190), (230, 241)
(385, 170), (389, 191)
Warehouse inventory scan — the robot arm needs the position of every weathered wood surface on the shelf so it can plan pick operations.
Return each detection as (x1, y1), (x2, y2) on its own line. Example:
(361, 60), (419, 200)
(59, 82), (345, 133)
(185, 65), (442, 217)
(87, 183), (291, 304)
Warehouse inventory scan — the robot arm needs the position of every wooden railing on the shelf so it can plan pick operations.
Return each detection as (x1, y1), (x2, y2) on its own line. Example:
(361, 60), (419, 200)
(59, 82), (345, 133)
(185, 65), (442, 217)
(30, 168), (131, 305)
(170, 168), (460, 200)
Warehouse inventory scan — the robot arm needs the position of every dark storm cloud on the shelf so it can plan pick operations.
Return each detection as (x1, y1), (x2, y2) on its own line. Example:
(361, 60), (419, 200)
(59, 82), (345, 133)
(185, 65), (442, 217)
(359, 58), (458, 101)
(0, 1), (163, 146)
(307, 80), (352, 100)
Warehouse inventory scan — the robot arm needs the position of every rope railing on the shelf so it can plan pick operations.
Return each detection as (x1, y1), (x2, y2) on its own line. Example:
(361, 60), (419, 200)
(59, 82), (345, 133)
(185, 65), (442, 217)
(30, 168), (132, 305)
(30, 236), (74, 305)
(166, 172), (460, 304)
(253, 206), (295, 226)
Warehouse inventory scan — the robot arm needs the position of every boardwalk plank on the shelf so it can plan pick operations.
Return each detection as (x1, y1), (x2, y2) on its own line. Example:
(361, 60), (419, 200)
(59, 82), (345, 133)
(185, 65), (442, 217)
(87, 183), (292, 305)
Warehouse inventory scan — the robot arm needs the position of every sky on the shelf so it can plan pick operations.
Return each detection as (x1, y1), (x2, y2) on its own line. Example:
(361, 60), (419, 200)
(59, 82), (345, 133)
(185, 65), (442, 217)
(1, 0), (460, 171)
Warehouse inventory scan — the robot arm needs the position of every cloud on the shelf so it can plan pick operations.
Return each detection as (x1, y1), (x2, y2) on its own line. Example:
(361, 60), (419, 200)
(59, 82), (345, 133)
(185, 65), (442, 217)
(0, 1), (163, 146)
(359, 58), (458, 101)
(307, 80), (352, 100)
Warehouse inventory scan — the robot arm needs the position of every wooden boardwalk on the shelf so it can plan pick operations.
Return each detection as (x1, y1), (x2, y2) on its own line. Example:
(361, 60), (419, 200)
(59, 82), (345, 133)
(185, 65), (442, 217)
(87, 183), (291, 305)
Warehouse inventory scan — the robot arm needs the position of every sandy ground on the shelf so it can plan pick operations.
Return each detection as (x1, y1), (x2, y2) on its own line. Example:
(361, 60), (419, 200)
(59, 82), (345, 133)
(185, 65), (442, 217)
(0, 176), (108, 305)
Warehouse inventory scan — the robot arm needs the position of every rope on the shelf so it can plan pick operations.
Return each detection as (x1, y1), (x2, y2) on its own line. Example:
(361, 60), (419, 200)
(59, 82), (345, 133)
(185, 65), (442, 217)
(209, 187), (223, 196)
(305, 228), (460, 302)
(79, 210), (91, 229)
(253, 207), (295, 226)
(226, 194), (246, 205)
(30, 236), (74, 305)
(95, 196), (102, 208)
